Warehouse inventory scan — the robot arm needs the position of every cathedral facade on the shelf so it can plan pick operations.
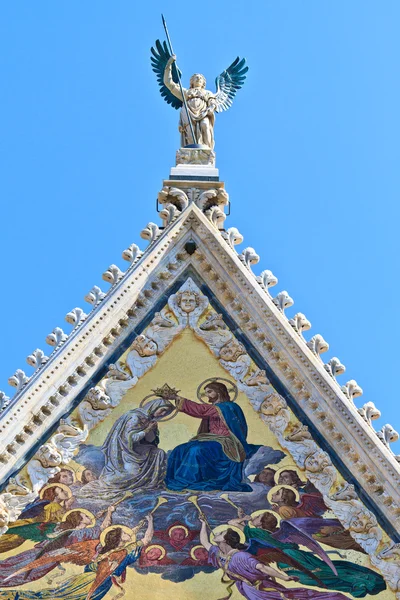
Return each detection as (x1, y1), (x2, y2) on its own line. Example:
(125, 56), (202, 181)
(0, 33), (399, 600)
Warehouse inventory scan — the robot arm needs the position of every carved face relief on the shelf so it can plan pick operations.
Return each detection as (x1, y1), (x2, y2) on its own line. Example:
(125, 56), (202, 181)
(177, 292), (198, 314)
(132, 335), (158, 357)
(304, 450), (329, 473)
(36, 444), (62, 468)
(260, 393), (285, 416)
(142, 339), (158, 356)
(219, 339), (245, 362)
(349, 513), (375, 534)
(87, 387), (111, 410)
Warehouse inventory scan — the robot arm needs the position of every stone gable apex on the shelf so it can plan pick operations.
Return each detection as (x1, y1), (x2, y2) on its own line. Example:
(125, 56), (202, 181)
(0, 197), (399, 536)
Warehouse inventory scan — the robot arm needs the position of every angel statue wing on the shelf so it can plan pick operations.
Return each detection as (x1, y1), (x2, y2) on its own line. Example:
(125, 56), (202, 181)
(214, 57), (248, 113)
(150, 40), (183, 109)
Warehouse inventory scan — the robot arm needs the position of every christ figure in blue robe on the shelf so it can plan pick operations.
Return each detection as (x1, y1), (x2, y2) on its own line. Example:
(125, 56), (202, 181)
(165, 381), (261, 492)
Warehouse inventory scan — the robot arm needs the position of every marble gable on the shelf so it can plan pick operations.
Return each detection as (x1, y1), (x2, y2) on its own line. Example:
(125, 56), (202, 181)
(0, 278), (398, 600)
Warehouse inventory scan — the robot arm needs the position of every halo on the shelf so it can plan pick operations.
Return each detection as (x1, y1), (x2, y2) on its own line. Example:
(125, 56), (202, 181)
(73, 465), (87, 482)
(210, 524), (246, 546)
(100, 525), (136, 547)
(249, 509), (281, 527)
(267, 485), (300, 505)
(190, 544), (205, 560)
(169, 524), (189, 537)
(62, 509), (95, 527)
(145, 544), (166, 560)
(196, 378), (238, 404)
(274, 465), (307, 485)
(139, 394), (178, 422)
(39, 483), (72, 499)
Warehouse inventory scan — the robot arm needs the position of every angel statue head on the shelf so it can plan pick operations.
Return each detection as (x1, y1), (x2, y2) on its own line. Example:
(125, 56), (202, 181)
(190, 73), (206, 89)
(151, 39), (248, 149)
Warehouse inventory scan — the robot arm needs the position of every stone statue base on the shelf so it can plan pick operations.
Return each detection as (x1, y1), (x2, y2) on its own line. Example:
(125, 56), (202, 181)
(169, 148), (219, 180)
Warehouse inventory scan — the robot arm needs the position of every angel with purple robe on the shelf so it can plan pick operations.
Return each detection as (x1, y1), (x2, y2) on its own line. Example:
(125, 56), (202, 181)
(228, 510), (386, 597)
(199, 515), (350, 600)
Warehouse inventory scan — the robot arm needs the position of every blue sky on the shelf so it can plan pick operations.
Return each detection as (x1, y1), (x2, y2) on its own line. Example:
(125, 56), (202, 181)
(0, 2), (399, 450)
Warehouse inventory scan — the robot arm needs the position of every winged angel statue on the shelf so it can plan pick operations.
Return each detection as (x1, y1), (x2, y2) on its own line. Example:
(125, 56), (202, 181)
(151, 39), (248, 149)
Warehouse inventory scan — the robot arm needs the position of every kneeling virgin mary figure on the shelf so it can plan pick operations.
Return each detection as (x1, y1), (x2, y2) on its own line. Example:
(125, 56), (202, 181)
(165, 381), (260, 492)
(78, 398), (174, 501)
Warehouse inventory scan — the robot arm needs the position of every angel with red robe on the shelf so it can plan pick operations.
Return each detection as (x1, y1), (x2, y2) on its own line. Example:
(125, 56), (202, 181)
(267, 485), (366, 553)
(0, 516), (154, 600)
(0, 505), (115, 587)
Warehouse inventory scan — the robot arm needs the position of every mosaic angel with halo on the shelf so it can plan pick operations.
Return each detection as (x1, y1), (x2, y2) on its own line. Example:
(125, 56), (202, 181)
(151, 35), (248, 150)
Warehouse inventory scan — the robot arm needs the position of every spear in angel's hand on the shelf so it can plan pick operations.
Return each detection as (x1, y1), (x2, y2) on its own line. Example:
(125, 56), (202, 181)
(161, 14), (197, 145)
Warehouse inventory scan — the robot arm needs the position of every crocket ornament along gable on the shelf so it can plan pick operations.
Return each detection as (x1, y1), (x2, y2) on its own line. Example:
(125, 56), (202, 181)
(1, 28), (400, 600)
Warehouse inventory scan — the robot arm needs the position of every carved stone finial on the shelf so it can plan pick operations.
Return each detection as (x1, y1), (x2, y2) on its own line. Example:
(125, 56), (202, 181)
(158, 186), (189, 211)
(160, 204), (180, 227)
(45, 327), (67, 348)
(140, 222), (161, 245)
(377, 424), (399, 447)
(221, 227), (244, 249)
(272, 291), (294, 313)
(26, 349), (48, 369)
(122, 243), (143, 264)
(204, 205), (226, 229)
(65, 307), (87, 327)
(324, 357), (346, 379)
(8, 369), (29, 391)
(239, 247), (260, 270)
(0, 391), (10, 412)
(102, 265), (124, 285)
(358, 401), (381, 427)
(341, 379), (363, 401)
(257, 270), (278, 293)
(289, 312), (311, 335)
(197, 188), (229, 211)
(84, 285), (106, 306)
(306, 334), (329, 357)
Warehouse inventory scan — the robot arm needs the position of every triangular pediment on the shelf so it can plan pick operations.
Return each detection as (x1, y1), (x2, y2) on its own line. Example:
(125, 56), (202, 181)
(1, 203), (400, 596)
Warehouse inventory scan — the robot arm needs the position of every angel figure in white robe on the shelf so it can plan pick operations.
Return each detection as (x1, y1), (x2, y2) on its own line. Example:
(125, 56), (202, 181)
(151, 40), (248, 149)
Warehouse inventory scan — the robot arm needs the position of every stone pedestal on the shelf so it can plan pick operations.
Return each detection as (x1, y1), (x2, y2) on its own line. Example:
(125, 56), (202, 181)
(169, 147), (219, 180)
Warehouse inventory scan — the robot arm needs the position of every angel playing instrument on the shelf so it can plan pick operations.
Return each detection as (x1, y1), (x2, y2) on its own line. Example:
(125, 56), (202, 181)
(135, 496), (168, 529)
(188, 495), (211, 530)
(96, 491), (133, 518)
(220, 493), (241, 512)
(151, 21), (248, 150)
